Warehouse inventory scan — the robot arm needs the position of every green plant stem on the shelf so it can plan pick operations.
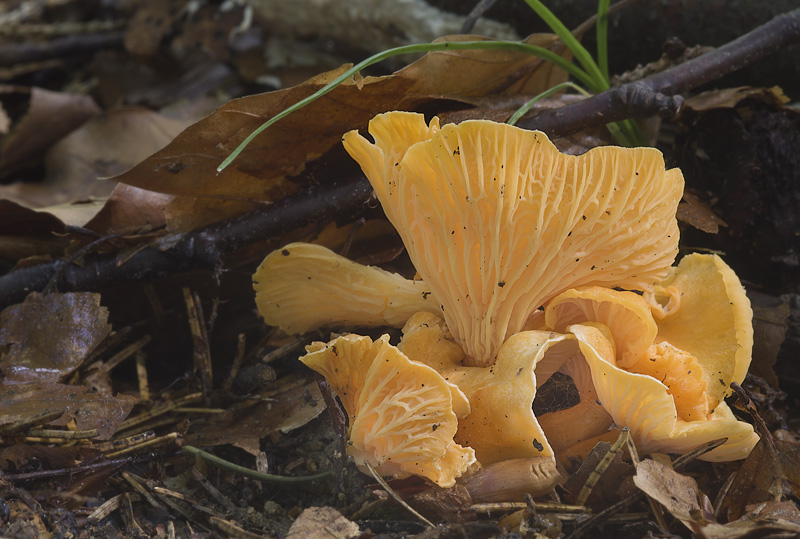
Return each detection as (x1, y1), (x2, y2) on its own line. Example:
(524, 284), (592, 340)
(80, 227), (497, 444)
(183, 445), (334, 483)
(597, 0), (611, 82)
(507, 81), (591, 126)
(522, 0), (608, 92)
(217, 40), (593, 172)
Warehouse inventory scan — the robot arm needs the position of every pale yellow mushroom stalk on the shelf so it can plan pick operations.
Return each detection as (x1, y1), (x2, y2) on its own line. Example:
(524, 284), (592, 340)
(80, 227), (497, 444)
(343, 111), (683, 367)
(253, 242), (441, 334)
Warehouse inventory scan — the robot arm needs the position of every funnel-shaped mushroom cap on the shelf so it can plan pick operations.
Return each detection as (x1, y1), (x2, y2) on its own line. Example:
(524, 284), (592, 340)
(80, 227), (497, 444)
(570, 323), (758, 461)
(253, 242), (441, 334)
(343, 112), (683, 366)
(400, 313), (580, 466)
(301, 333), (476, 487)
(645, 253), (753, 409)
(544, 287), (657, 368)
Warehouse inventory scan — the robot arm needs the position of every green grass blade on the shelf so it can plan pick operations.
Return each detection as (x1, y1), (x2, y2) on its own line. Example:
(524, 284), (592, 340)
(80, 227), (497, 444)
(183, 445), (333, 483)
(522, 0), (608, 91)
(218, 40), (594, 172)
(507, 81), (591, 126)
(597, 0), (611, 82)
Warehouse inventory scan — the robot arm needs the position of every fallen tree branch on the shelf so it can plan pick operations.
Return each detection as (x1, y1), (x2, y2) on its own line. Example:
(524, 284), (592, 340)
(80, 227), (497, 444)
(0, 8), (798, 309)
(0, 175), (373, 308)
(518, 7), (800, 134)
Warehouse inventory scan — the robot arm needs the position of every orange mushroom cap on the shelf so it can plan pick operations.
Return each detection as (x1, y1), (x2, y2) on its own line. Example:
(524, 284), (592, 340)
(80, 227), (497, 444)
(644, 253), (754, 409)
(300, 333), (476, 487)
(253, 242), (441, 334)
(343, 112), (683, 366)
(571, 323), (758, 461)
(540, 253), (757, 460)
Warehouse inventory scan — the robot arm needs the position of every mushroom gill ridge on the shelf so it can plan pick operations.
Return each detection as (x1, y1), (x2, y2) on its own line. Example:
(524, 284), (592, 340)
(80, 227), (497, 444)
(343, 112), (683, 366)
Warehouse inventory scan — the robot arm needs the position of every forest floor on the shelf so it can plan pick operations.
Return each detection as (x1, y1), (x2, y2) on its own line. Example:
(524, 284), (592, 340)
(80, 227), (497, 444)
(0, 1), (799, 538)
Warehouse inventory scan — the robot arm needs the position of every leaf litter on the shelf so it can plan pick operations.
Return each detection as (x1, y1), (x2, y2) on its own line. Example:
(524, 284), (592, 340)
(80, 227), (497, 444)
(0, 2), (799, 538)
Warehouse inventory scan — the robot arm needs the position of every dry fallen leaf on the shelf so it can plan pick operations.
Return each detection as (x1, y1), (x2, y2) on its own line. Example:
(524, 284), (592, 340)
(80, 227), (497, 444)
(717, 438), (782, 521)
(286, 506), (361, 539)
(633, 458), (711, 530)
(0, 383), (136, 439)
(0, 86), (100, 179)
(0, 292), (111, 383)
(749, 291), (790, 386)
(185, 376), (325, 455)
(101, 34), (569, 235)
(677, 190), (727, 234)
(682, 86), (789, 113)
(0, 200), (68, 263)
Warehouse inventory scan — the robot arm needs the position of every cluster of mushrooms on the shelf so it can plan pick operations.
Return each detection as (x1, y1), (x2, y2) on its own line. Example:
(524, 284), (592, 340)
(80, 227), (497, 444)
(253, 112), (759, 493)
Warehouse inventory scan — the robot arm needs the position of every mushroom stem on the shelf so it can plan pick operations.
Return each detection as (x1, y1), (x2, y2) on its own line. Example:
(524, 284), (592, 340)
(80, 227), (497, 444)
(459, 457), (562, 503)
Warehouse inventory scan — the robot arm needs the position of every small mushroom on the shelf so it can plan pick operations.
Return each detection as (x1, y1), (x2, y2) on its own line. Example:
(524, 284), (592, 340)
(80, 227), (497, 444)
(399, 311), (579, 466)
(300, 333), (477, 487)
(253, 242), (441, 334)
(343, 111), (683, 366)
(644, 253), (754, 410)
(540, 253), (758, 460)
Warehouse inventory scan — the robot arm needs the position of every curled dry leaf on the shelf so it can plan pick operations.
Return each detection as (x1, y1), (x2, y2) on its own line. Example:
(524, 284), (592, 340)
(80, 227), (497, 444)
(0, 383), (136, 439)
(0, 85), (100, 179)
(0, 292), (111, 383)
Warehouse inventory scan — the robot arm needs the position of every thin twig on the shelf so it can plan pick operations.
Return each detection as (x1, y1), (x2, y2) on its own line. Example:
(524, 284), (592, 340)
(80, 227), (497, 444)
(461, 0), (500, 34)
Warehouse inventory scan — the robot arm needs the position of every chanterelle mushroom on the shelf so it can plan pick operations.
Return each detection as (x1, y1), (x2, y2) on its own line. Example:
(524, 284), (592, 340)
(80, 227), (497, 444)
(540, 253), (758, 460)
(399, 311), (580, 466)
(301, 333), (477, 487)
(343, 111), (683, 366)
(254, 242), (441, 334)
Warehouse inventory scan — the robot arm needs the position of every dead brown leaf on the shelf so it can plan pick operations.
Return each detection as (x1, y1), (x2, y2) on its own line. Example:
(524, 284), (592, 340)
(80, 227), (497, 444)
(0, 200), (68, 263)
(102, 34), (568, 234)
(0, 86), (100, 179)
(286, 507), (361, 539)
(185, 376), (325, 455)
(0, 383), (136, 439)
(124, 0), (188, 57)
(700, 501), (800, 538)
(718, 438), (782, 522)
(633, 458), (712, 530)
(561, 440), (634, 510)
(749, 291), (790, 387)
(43, 107), (191, 206)
(677, 190), (728, 234)
(85, 183), (173, 235)
(0, 292), (111, 383)
(682, 86), (789, 113)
